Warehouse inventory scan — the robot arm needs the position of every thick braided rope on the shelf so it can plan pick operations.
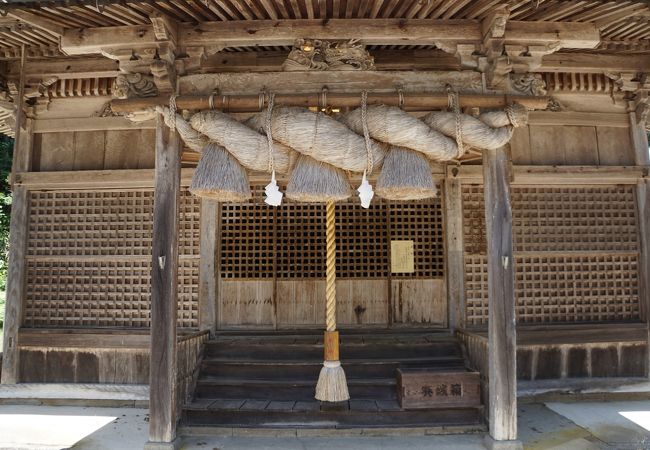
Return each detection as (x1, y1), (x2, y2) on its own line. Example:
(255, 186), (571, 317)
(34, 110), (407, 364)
(325, 200), (337, 333)
(167, 95), (177, 130)
(505, 104), (520, 127)
(360, 91), (374, 175)
(265, 92), (275, 173)
(447, 87), (464, 158)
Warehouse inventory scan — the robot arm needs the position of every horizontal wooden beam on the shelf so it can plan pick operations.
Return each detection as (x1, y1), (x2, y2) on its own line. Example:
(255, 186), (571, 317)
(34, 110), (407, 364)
(6, 57), (120, 80)
(181, 19), (480, 47)
(528, 111), (630, 128)
(17, 329), (208, 349)
(539, 53), (650, 74)
(33, 117), (155, 133)
(451, 165), (648, 184)
(14, 168), (194, 190)
(111, 92), (550, 113)
(504, 21), (599, 49)
(60, 19), (599, 56)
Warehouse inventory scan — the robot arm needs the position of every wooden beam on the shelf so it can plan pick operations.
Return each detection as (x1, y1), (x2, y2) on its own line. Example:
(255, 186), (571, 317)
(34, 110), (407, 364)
(6, 57), (120, 80)
(528, 111), (630, 128)
(636, 180), (650, 378)
(147, 116), (181, 447)
(505, 21), (599, 49)
(539, 53), (650, 74)
(630, 110), (650, 166)
(198, 199), (218, 336)
(2, 47), (31, 384)
(7, 10), (64, 37)
(61, 25), (158, 56)
(482, 146), (519, 446)
(60, 19), (600, 56)
(14, 168), (194, 190)
(33, 117), (155, 133)
(451, 165), (647, 185)
(444, 175), (465, 331)
(200, 49), (461, 72)
(181, 19), (480, 47)
(111, 92), (550, 113)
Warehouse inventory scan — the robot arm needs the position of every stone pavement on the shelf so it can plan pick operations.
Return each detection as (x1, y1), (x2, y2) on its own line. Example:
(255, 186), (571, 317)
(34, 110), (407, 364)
(0, 401), (649, 449)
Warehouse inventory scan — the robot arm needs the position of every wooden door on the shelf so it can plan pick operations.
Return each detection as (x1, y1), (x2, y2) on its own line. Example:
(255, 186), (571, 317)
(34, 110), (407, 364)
(216, 183), (446, 329)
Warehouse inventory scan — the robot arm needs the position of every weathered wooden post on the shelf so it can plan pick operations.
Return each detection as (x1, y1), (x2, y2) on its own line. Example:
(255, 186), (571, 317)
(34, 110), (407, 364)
(1, 46), (33, 385)
(444, 172), (466, 331)
(482, 146), (521, 450)
(198, 199), (219, 335)
(146, 115), (182, 449)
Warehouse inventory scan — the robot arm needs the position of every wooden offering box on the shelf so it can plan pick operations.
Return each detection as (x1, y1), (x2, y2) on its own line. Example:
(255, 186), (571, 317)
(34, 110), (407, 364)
(397, 369), (481, 409)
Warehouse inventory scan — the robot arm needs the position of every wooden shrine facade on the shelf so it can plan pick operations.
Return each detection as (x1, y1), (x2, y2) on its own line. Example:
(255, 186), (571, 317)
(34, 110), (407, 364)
(1, 1), (650, 448)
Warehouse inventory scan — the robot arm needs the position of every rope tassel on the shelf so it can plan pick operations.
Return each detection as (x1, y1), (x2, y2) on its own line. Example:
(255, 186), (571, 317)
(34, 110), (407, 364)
(315, 201), (350, 403)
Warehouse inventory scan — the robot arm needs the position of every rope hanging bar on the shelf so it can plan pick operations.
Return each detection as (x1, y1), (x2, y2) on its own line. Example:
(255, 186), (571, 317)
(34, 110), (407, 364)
(110, 92), (550, 113)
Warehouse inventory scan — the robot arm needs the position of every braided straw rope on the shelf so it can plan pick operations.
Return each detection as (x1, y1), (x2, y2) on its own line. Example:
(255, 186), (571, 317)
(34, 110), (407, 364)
(325, 200), (336, 332)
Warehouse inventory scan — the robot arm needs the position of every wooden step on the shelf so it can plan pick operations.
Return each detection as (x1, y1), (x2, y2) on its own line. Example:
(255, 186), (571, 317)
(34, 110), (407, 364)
(183, 398), (484, 428)
(205, 341), (461, 360)
(200, 356), (466, 380)
(194, 377), (397, 401)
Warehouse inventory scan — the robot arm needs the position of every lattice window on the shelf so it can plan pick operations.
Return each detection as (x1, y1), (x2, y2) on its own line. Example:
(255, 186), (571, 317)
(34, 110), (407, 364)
(219, 183), (444, 280)
(24, 189), (200, 328)
(463, 184), (641, 325)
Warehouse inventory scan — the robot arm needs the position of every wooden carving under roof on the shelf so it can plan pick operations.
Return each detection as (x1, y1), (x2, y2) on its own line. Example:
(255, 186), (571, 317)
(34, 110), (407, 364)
(282, 39), (375, 71)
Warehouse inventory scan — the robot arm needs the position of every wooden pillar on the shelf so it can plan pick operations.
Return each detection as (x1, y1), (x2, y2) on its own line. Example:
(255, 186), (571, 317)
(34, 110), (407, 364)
(198, 199), (219, 335)
(1, 118), (33, 384)
(147, 116), (181, 449)
(482, 147), (520, 449)
(444, 173), (466, 331)
(2, 45), (31, 383)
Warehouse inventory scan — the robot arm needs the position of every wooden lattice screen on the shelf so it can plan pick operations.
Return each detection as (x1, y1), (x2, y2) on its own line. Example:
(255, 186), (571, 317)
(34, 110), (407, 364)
(24, 189), (200, 328)
(463, 185), (641, 325)
(220, 183), (444, 280)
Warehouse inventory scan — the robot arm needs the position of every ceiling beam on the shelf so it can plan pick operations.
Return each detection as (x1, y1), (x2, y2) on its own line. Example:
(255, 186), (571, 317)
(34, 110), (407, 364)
(180, 19), (481, 47)
(7, 10), (65, 37)
(539, 53), (650, 73)
(5, 57), (120, 80)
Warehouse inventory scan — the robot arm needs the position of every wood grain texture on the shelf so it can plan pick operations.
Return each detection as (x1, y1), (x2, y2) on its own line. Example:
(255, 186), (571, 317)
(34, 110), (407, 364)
(597, 126), (635, 165)
(509, 126), (531, 165)
(336, 280), (389, 326)
(148, 116), (181, 444)
(637, 181), (650, 376)
(276, 280), (326, 328)
(445, 178), (465, 330)
(199, 199), (218, 334)
(104, 129), (142, 169)
(73, 130), (105, 170)
(629, 111), (650, 166)
(482, 147), (517, 441)
(219, 280), (274, 328)
(1, 117), (32, 383)
(562, 126), (598, 165)
(391, 279), (446, 326)
(397, 370), (481, 409)
(37, 132), (75, 171)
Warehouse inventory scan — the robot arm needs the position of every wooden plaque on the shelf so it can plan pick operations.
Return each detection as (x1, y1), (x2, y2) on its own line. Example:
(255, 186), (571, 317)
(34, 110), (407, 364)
(397, 369), (481, 409)
(391, 240), (414, 273)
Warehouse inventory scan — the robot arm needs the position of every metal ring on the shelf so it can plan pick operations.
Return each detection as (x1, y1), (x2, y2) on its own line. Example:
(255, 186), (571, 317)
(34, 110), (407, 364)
(259, 92), (265, 111)
(397, 89), (404, 109)
(208, 92), (215, 110)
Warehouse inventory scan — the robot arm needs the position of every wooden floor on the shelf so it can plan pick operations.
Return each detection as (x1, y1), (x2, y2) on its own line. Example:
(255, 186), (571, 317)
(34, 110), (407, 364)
(182, 330), (484, 429)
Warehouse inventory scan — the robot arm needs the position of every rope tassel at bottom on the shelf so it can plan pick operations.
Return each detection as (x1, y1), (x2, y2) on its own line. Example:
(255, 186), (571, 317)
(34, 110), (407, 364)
(315, 330), (350, 402)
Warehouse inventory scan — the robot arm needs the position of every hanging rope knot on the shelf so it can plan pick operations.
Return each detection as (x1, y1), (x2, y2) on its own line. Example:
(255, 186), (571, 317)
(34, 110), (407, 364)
(446, 85), (465, 158)
(360, 90), (374, 175)
(265, 92), (276, 174)
(505, 104), (520, 128)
